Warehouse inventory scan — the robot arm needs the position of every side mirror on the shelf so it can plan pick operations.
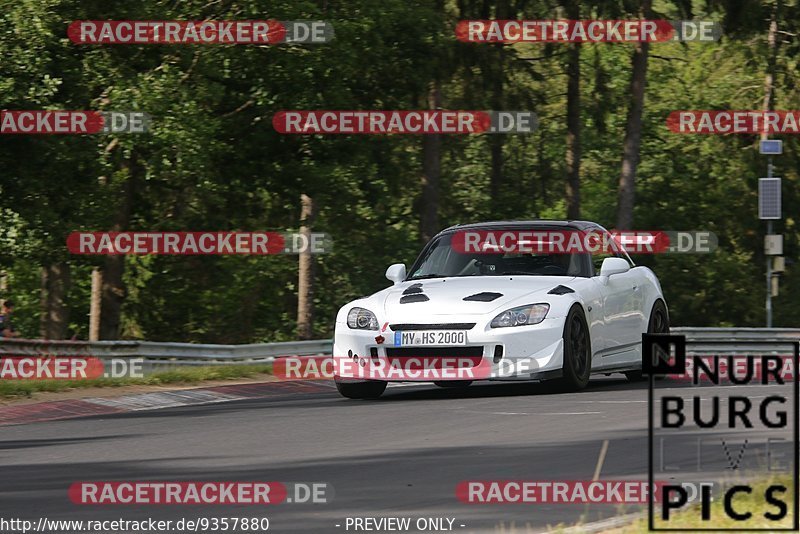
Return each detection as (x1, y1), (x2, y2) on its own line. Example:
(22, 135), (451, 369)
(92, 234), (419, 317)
(385, 263), (406, 285)
(599, 257), (630, 280)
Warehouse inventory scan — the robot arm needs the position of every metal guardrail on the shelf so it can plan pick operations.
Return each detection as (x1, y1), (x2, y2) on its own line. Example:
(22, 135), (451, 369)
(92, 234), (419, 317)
(672, 327), (800, 354)
(672, 327), (800, 341)
(0, 338), (332, 370)
(0, 328), (796, 370)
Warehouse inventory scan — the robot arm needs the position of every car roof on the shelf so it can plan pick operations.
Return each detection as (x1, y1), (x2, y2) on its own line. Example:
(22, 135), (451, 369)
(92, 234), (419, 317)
(439, 219), (605, 234)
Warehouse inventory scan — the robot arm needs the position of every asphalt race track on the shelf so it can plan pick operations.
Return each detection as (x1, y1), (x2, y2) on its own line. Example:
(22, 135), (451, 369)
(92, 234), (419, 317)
(0, 377), (795, 533)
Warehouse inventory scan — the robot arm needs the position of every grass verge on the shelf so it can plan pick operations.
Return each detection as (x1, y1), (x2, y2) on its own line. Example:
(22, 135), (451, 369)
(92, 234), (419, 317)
(0, 364), (273, 399)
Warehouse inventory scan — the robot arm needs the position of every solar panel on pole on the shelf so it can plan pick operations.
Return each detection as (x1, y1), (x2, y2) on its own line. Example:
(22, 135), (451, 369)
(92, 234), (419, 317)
(758, 178), (781, 220)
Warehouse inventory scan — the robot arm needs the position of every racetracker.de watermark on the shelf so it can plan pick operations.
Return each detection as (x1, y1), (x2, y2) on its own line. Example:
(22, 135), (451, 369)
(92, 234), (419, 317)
(0, 111), (150, 134)
(456, 480), (673, 503)
(451, 229), (718, 254)
(0, 357), (144, 380)
(70, 482), (285, 505)
(456, 20), (721, 42)
(667, 110), (800, 134)
(67, 232), (331, 255)
(69, 481), (331, 505)
(273, 355), (559, 381)
(68, 20), (333, 44)
(272, 111), (537, 134)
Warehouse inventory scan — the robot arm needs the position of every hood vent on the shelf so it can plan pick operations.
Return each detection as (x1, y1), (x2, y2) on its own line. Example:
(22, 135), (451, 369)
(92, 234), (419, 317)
(400, 294), (430, 304)
(548, 285), (575, 295)
(402, 286), (424, 295)
(463, 292), (503, 302)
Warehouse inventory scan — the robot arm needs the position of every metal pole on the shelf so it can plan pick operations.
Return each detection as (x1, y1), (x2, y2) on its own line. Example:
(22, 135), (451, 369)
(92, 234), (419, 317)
(766, 157), (773, 328)
(766, 221), (773, 328)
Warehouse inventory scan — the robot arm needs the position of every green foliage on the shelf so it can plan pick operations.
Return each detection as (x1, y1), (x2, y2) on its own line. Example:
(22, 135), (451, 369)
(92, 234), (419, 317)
(0, 0), (798, 341)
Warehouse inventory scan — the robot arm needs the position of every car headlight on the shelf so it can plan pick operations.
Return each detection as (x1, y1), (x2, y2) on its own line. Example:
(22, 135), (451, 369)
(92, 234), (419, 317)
(490, 303), (550, 328)
(347, 307), (379, 330)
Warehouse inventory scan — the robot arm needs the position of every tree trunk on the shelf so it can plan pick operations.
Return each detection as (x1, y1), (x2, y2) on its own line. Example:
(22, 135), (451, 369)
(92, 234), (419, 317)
(297, 193), (315, 340)
(488, 64), (504, 211)
(89, 268), (102, 341)
(39, 262), (71, 339)
(488, 0), (510, 217)
(100, 256), (126, 339)
(565, 1), (581, 219)
(616, 0), (651, 230)
(420, 82), (442, 243)
(489, 130), (504, 216)
(535, 132), (549, 216)
(100, 156), (138, 340)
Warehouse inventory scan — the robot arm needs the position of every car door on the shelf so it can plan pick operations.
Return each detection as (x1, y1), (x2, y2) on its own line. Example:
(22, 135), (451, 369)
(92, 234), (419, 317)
(602, 266), (641, 354)
(592, 242), (641, 360)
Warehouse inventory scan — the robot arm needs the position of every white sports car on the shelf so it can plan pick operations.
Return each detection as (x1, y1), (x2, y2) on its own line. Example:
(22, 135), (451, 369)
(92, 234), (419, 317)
(333, 220), (668, 399)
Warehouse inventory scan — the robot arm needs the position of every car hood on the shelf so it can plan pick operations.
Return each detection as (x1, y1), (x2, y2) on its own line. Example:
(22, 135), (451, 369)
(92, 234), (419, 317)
(374, 276), (576, 322)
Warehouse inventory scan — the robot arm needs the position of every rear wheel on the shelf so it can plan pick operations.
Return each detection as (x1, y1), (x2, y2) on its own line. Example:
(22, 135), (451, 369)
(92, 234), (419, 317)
(557, 305), (592, 391)
(334, 379), (387, 399)
(434, 380), (473, 388)
(625, 300), (670, 382)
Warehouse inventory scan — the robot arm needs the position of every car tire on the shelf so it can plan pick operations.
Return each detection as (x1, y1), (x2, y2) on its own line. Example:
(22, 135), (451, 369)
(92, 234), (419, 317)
(625, 300), (670, 382)
(557, 305), (592, 391)
(334, 379), (387, 399)
(434, 381), (473, 388)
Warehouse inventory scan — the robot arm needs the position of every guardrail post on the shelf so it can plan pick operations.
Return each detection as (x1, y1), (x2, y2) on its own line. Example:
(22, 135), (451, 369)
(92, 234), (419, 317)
(89, 268), (102, 341)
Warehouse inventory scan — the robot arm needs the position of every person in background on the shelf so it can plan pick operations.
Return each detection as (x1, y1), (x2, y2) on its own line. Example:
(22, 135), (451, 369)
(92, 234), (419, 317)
(0, 300), (19, 338)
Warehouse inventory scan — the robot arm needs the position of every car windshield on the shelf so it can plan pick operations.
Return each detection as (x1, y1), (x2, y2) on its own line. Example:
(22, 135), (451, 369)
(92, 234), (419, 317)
(407, 230), (594, 280)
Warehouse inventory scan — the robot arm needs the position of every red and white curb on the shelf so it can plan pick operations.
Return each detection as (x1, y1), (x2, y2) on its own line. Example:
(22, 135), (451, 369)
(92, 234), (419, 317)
(0, 381), (326, 426)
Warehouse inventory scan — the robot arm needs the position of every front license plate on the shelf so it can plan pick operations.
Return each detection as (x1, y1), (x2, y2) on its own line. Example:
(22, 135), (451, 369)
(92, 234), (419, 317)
(394, 330), (467, 346)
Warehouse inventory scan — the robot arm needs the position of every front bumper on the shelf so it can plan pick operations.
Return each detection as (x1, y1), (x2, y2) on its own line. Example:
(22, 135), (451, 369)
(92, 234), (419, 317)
(333, 317), (565, 382)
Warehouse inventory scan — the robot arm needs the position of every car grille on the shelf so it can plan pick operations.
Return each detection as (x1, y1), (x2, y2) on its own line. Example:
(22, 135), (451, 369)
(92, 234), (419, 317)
(385, 346), (484, 367)
(389, 323), (476, 331)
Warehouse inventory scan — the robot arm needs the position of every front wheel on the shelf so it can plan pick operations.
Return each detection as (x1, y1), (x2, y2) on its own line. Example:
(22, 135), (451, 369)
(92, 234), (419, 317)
(335, 379), (387, 399)
(557, 305), (592, 391)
